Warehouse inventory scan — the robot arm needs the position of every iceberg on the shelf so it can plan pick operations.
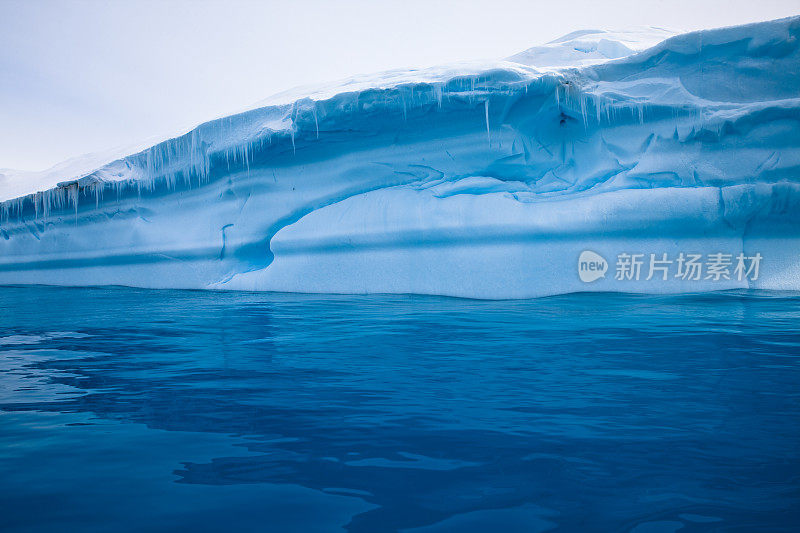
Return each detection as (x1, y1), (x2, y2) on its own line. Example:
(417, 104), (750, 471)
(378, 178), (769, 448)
(1, 17), (799, 298)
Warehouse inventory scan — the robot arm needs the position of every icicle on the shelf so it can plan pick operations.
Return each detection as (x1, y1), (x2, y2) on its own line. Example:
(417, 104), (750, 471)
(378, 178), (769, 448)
(596, 96), (601, 124)
(484, 100), (491, 144)
(434, 85), (443, 108)
(243, 142), (250, 177)
(579, 94), (587, 129)
(66, 183), (79, 225)
(94, 182), (102, 208)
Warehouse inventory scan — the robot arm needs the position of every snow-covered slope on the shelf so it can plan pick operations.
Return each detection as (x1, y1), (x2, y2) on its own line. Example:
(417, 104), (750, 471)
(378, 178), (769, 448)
(1, 17), (799, 298)
(507, 27), (678, 69)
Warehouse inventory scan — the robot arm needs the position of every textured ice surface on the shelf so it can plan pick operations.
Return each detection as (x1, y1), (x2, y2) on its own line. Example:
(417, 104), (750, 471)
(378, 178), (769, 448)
(1, 17), (799, 298)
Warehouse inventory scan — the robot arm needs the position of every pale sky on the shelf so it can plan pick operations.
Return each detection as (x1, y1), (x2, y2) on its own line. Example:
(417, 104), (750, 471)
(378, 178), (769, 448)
(1, 0), (798, 171)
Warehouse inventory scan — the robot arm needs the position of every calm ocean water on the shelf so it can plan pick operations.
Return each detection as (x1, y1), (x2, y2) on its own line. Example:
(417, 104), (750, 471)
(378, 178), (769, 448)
(1, 286), (798, 532)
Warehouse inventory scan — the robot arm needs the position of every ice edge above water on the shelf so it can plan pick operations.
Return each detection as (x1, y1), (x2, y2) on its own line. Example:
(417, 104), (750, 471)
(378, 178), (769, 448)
(0, 17), (799, 298)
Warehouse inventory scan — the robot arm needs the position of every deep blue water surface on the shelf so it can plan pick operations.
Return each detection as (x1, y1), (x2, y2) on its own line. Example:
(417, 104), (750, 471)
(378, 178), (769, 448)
(1, 286), (799, 532)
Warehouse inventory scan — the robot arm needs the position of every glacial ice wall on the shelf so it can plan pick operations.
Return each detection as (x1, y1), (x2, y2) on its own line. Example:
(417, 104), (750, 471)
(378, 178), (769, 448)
(1, 17), (799, 298)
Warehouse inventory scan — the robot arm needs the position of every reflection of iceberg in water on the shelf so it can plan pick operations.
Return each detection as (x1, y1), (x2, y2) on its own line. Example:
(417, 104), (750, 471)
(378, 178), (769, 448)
(1, 17), (799, 297)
